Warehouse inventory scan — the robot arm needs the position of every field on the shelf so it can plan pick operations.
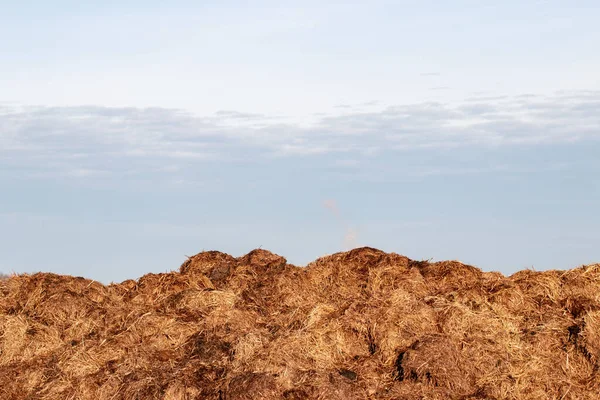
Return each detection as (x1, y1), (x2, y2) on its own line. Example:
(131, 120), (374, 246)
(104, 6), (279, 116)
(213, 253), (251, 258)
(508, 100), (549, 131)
(1, 247), (599, 399)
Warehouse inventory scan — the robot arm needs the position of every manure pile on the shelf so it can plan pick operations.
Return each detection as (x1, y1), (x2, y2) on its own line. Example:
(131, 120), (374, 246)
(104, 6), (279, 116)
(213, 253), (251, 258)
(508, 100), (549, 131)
(1, 247), (600, 399)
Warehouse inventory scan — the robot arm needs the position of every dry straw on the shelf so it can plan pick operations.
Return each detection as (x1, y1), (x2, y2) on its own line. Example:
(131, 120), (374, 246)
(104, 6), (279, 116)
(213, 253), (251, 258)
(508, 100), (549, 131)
(1, 247), (599, 399)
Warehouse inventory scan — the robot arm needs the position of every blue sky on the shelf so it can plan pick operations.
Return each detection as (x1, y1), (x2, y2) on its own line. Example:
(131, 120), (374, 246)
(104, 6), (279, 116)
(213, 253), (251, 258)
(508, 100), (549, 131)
(1, 1), (599, 283)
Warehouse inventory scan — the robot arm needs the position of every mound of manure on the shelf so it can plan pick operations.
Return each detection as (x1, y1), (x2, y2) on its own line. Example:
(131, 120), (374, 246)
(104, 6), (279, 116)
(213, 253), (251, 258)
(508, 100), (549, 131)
(1, 247), (600, 399)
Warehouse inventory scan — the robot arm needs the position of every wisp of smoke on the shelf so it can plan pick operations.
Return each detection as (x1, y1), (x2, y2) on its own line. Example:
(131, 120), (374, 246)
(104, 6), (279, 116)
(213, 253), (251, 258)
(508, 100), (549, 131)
(323, 199), (359, 250)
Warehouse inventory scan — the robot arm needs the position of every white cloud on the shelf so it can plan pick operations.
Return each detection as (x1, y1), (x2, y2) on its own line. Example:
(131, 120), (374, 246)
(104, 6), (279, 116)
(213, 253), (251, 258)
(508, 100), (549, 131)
(1, 91), (599, 181)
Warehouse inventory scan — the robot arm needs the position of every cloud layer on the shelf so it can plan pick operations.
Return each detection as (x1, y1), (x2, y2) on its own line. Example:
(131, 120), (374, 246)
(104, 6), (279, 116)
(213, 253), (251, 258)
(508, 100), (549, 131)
(1, 91), (599, 181)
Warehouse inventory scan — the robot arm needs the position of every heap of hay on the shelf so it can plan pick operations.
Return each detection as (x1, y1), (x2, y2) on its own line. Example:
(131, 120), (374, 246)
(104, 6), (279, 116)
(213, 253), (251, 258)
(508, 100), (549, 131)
(1, 247), (599, 399)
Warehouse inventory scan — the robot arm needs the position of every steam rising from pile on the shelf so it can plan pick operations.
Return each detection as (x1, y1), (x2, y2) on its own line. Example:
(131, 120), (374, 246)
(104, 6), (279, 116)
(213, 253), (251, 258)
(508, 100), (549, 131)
(1, 247), (600, 399)
(323, 199), (359, 250)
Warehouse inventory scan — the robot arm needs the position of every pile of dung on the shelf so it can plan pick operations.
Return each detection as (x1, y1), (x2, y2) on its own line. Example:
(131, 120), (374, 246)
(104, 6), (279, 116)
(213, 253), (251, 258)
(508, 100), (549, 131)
(1, 248), (600, 399)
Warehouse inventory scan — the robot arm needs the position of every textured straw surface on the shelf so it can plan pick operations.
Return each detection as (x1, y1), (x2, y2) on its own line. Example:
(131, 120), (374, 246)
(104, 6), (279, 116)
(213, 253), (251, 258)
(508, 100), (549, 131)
(1, 247), (599, 399)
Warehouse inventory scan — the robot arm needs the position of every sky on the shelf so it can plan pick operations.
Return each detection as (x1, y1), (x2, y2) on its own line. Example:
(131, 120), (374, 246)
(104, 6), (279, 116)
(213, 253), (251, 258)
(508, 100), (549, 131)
(1, 1), (599, 283)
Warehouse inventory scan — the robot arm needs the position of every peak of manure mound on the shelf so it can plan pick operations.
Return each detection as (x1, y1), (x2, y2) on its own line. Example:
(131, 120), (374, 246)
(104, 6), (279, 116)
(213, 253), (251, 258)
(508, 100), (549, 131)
(1, 247), (600, 399)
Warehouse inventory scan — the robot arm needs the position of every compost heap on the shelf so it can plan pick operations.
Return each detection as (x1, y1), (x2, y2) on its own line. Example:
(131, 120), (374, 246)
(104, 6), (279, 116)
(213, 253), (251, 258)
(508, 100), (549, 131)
(1, 248), (600, 400)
